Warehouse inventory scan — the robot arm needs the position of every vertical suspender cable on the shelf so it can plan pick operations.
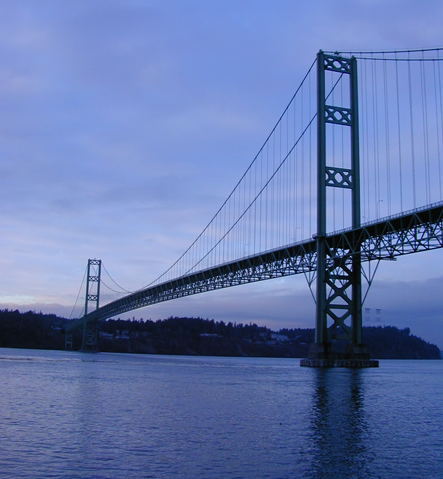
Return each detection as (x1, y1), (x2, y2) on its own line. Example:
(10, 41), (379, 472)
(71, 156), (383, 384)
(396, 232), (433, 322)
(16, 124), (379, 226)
(434, 56), (443, 199)
(371, 56), (378, 218)
(279, 118), (282, 246)
(365, 60), (370, 219)
(395, 53), (404, 212)
(272, 129), (275, 247)
(340, 70), (346, 228)
(383, 55), (392, 216)
(309, 71), (313, 238)
(285, 101), (292, 243)
(253, 155), (257, 254)
(248, 148), (252, 254)
(408, 52), (417, 208)
(265, 141), (268, 250)
(331, 77), (336, 230)
(258, 150), (261, 253)
(420, 51), (431, 204)
(361, 59), (368, 220)
(301, 85), (305, 239)
(291, 97), (295, 242)
(294, 95), (298, 240)
(244, 146), (247, 255)
(437, 51), (443, 199)
(375, 58), (381, 218)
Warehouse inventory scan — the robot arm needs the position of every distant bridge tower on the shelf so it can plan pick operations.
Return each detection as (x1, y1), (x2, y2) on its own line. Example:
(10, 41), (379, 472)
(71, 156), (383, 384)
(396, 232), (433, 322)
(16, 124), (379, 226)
(305, 51), (374, 366)
(80, 259), (101, 352)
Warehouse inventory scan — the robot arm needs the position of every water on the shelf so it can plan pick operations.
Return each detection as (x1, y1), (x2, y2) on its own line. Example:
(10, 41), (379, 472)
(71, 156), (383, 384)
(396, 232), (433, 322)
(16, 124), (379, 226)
(1, 349), (442, 479)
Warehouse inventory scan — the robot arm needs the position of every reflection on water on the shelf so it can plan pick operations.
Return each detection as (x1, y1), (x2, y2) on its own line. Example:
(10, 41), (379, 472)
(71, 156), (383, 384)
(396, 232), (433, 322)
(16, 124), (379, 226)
(306, 370), (375, 479)
(1, 349), (442, 479)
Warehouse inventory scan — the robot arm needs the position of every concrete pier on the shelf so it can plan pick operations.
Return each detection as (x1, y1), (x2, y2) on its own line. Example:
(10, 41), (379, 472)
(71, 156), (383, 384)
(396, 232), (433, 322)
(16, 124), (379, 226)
(300, 358), (379, 368)
(300, 342), (379, 368)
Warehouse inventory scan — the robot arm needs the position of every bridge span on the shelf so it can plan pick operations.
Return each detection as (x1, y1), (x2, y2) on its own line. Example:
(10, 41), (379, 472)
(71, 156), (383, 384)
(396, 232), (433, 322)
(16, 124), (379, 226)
(65, 48), (443, 366)
(65, 201), (443, 356)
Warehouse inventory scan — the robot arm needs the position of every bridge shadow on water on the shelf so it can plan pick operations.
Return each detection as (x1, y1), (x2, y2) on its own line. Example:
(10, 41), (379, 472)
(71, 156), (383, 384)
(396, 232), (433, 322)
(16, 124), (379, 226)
(305, 369), (375, 479)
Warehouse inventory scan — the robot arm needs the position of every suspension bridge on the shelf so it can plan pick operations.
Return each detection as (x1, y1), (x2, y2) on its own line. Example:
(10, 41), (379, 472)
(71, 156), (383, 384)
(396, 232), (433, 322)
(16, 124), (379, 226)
(65, 48), (443, 367)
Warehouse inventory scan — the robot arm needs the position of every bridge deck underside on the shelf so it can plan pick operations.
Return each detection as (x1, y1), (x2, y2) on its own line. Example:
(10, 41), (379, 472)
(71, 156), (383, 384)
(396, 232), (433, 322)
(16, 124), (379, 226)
(65, 203), (443, 332)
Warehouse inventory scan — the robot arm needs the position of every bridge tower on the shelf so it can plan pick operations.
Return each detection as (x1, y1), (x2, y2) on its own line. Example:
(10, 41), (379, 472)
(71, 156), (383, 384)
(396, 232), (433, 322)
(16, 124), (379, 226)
(80, 259), (101, 352)
(304, 51), (375, 367)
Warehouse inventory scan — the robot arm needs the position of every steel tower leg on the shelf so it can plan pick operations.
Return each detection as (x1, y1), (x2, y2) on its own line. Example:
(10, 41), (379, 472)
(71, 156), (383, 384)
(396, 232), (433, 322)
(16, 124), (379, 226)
(80, 259), (101, 352)
(65, 333), (73, 350)
(302, 51), (377, 367)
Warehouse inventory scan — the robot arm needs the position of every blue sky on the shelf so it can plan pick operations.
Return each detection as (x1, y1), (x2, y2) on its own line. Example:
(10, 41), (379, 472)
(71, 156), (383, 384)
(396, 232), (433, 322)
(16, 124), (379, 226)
(1, 0), (443, 348)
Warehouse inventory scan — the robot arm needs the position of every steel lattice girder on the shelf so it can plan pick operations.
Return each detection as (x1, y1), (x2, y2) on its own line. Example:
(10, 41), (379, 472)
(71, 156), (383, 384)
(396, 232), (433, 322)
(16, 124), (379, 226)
(328, 203), (443, 259)
(64, 203), (443, 333)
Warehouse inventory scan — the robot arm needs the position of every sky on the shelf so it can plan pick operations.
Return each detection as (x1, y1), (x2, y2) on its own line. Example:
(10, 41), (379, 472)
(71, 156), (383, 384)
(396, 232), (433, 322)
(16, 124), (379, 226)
(1, 0), (443, 348)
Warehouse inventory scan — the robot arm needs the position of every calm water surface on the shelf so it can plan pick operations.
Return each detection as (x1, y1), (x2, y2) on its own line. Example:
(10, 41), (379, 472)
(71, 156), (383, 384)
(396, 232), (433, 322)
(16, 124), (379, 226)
(0, 348), (442, 478)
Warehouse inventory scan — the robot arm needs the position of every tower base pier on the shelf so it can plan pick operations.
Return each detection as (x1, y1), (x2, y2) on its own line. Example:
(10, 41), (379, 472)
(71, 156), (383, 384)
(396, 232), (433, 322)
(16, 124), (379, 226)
(300, 343), (379, 368)
(300, 358), (379, 368)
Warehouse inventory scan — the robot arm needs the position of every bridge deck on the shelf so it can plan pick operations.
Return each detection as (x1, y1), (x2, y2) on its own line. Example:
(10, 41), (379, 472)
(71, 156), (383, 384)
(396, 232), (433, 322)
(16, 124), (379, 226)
(65, 202), (443, 332)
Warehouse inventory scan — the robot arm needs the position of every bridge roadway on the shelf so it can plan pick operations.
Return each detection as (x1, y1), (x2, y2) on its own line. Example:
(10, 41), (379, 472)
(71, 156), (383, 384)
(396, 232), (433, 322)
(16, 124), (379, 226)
(65, 201), (443, 333)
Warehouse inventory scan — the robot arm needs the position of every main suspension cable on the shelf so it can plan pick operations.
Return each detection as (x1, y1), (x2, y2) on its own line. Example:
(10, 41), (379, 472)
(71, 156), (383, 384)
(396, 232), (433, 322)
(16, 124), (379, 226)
(69, 265), (87, 319)
(101, 262), (134, 294)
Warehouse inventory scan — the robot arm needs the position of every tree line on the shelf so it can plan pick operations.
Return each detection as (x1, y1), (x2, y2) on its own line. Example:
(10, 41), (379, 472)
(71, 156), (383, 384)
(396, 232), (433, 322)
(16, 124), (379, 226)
(0, 309), (440, 359)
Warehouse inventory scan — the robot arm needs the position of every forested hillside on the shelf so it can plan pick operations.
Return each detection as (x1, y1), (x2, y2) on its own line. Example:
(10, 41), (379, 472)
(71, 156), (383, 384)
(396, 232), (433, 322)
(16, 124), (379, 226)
(0, 310), (440, 359)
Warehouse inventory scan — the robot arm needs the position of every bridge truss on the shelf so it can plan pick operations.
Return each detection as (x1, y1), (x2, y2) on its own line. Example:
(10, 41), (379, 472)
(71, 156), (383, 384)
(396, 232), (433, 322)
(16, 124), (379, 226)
(65, 202), (443, 337)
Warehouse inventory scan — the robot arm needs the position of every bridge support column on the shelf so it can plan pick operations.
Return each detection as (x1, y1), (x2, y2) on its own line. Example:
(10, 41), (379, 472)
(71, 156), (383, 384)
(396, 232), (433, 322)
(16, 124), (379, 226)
(302, 51), (378, 368)
(80, 259), (101, 352)
(81, 319), (99, 352)
(65, 333), (73, 350)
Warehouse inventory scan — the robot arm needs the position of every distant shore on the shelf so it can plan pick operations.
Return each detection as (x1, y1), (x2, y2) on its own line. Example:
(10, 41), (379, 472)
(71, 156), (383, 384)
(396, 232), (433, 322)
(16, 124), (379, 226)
(0, 309), (440, 360)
